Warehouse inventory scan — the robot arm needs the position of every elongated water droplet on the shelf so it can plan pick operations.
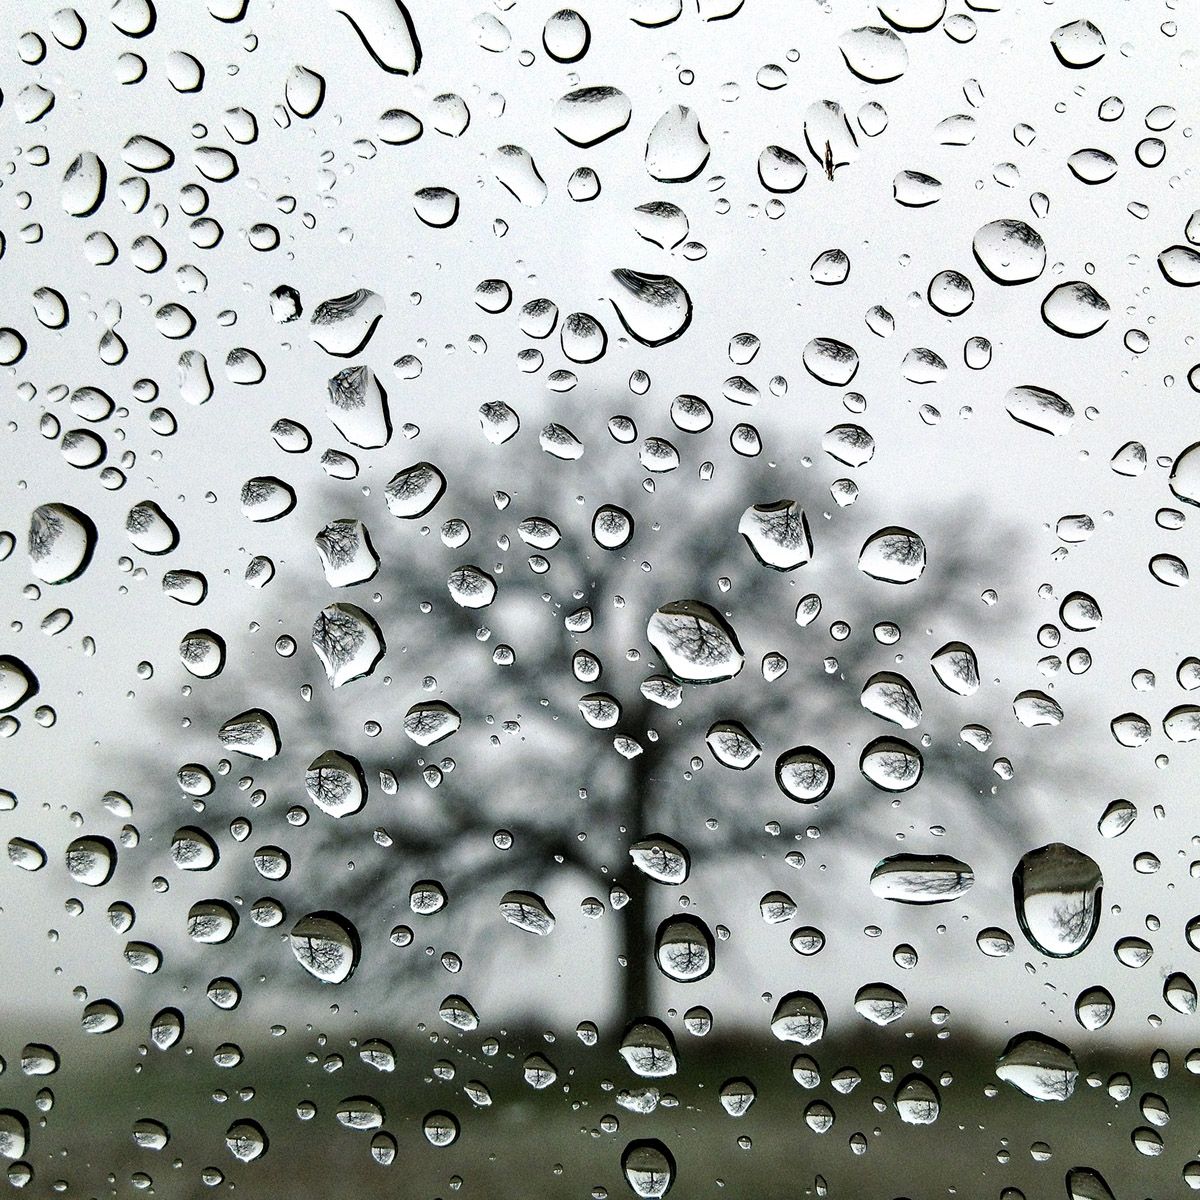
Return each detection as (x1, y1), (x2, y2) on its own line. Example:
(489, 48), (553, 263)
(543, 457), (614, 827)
(871, 854), (974, 903)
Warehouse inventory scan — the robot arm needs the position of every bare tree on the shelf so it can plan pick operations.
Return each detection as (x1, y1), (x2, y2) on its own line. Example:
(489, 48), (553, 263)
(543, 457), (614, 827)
(130, 424), (1074, 1027)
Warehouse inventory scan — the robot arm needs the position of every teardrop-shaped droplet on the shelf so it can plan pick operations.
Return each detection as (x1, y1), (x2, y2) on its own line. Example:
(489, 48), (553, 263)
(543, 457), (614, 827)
(609, 269), (692, 346)
(327, 0), (422, 75)
(645, 105), (709, 182)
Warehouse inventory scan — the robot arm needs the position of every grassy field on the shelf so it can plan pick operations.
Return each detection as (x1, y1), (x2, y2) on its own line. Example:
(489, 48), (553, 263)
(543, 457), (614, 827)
(5, 1021), (1197, 1199)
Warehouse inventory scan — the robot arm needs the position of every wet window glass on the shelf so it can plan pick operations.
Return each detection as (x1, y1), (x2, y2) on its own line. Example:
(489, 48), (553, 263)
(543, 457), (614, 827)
(1, 0), (1199, 1196)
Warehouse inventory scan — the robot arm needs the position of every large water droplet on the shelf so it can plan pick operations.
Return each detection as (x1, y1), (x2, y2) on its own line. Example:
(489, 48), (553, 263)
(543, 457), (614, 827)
(655, 915), (714, 981)
(775, 747), (834, 803)
(290, 912), (360, 983)
(770, 992), (827, 1044)
(1006, 384), (1074, 436)
(972, 218), (1046, 284)
(1050, 19), (1106, 69)
(645, 105), (709, 182)
(803, 337), (859, 385)
(305, 750), (367, 817)
(499, 891), (555, 935)
(553, 86), (631, 146)
(622, 1139), (675, 1198)
(894, 1074), (940, 1124)
(839, 26), (908, 83)
(860, 672), (922, 728)
(930, 641), (979, 695)
(1013, 843), (1102, 957)
(995, 1032), (1078, 1101)
(647, 600), (744, 683)
(860, 737), (923, 790)
(543, 9), (589, 62)
(629, 834), (690, 884)
(738, 500), (812, 570)
(328, 0), (421, 74)
(1066, 1168), (1116, 1200)
(384, 462), (445, 518)
(28, 503), (96, 584)
(1157, 245), (1200, 287)
(858, 527), (926, 583)
(620, 1020), (677, 1077)
(1041, 281), (1110, 338)
(312, 603), (386, 686)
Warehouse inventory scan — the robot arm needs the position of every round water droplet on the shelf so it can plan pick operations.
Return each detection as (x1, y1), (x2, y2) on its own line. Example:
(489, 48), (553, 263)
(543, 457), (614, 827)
(860, 737), (923, 790)
(775, 747), (834, 803)
(770, 992), (827, 1044)
(859, 527), (925, 584)
(803, 337), (859, 386)
(65, 836), (115, 886)
(706, 721), (760, 769)
(223, 1118), (267, 1163)
(28, 503), (96, 584)
(894, 1074), (940, 1124)
(1041, 281), (1110, 337)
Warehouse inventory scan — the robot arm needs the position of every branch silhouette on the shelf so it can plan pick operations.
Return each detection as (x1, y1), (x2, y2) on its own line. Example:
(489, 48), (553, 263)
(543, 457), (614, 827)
(125, 427), (1086, 1027)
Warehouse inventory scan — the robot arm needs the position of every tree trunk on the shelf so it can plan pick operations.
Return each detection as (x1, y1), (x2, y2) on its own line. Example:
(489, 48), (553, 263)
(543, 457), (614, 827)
(616, 723), (659, 1023)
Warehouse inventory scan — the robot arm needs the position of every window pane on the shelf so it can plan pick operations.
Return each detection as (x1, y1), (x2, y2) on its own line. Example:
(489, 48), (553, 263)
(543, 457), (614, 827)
(1, 2), (1196, 1196)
